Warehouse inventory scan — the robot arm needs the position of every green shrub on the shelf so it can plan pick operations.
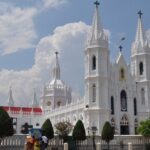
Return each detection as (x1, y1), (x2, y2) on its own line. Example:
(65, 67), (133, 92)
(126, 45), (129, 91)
(72, 120), (86, 141)
(0, 107), (14, 139)
(41, 118), (54, 139)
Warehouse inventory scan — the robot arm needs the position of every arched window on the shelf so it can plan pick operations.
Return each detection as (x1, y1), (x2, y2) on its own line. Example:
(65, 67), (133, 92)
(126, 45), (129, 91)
(141, 88), (145, 105)
(92, 84), (96, 102)
(111, 96), (115, 114)
(120, 68), (125, 80)
(120, 90), (127, 111)
(133, 98), (137, 116)
(92, 56), (96, 70)
(139, 62), (143, 75)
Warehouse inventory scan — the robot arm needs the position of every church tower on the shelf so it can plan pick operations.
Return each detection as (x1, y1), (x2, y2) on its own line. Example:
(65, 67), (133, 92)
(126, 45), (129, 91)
(131, 11), (150, 121)
(41, 52), (72, 110)
(84, 1), (110, 134)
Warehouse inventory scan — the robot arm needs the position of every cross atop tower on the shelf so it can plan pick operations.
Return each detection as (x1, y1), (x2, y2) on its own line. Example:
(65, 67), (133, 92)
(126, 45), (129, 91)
(94, 1), (100, 8)
(119, 45), (123, 52)
(55, 51), (58, 56)
(138, 10), (143, 19)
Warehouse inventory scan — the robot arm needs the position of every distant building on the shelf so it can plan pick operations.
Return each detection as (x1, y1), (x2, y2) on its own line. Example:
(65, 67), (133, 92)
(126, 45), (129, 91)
(2, 2), (150, 135)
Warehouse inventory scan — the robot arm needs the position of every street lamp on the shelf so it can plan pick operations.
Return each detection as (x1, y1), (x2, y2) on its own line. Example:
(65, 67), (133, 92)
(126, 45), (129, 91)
(91, 126), (97, 150)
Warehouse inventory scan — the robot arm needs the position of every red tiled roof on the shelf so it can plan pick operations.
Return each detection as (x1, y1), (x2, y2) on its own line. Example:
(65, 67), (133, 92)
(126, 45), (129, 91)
(2, 106), (9, 111)
(1, 106), (43, 114)
(10, 107), (21, 112)
(33, 107), (42, 113)
(22, 107), (32, 112)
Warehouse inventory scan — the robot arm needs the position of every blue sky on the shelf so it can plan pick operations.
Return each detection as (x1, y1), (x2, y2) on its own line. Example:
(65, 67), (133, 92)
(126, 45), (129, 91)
(0, 0), (150, 106)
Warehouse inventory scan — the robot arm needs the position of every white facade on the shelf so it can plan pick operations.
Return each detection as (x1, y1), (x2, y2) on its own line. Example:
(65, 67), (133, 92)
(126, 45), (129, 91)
(4, 3), (150, 135)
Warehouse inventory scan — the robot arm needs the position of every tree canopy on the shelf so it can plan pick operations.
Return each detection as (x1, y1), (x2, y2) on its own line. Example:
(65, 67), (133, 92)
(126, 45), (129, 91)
(55, 121), (73, 139)
(0, 107), (14, 139)
(101, 121), (114, 144)
(137, 119), (150, 137)
(41, 118), (54, 139)
(72, 120), (86, 141)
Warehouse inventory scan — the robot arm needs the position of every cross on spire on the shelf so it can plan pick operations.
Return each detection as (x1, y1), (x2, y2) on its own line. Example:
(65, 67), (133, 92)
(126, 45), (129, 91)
(94, 1), (100, 8)
(119, 45), (123, 52)
(138, 10), (143, 19)
(55, 51), (58, 56)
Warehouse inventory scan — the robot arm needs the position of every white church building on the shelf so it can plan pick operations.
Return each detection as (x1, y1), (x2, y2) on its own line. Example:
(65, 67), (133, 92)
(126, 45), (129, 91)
(2, 1), (150, 135)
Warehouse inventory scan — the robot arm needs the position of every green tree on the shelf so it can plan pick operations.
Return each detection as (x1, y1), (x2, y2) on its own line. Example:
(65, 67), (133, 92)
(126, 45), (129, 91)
(72, 120), (86, 150)
(0, 107), (14, 141)
(41, 118), (54, 139)
(101, 121), (114, 150)
(72, 120), (86, 141)
(137, 119), (150, 137)
(55, 121), (73, 142)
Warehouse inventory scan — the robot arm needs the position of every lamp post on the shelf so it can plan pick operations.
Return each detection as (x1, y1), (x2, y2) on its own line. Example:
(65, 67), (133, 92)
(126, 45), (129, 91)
(91, 126), (97, 150)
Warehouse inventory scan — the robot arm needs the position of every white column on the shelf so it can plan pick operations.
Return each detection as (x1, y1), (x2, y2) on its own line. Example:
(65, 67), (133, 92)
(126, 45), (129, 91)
(64, 143), (68, 150)
(96, 143), (101, 150)
(128, 142), (133, 150)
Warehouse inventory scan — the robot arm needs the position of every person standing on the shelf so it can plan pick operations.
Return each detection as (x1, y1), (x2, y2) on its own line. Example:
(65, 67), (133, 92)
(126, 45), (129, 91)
(41, 136), (48, 150)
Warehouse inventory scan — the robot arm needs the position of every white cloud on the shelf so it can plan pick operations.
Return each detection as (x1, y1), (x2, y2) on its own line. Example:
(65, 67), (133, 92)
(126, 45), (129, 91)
(0, 2), (111, 106)
(42, 0), (67, 9)
(0, 21), (90, 106)
(0, 0), (69, 55)
(0, 3), (37, 55)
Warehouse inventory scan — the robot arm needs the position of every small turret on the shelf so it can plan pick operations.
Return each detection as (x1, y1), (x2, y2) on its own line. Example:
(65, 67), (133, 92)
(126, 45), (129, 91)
(32, 89), (39, 108)
(8, 86), (14, 107)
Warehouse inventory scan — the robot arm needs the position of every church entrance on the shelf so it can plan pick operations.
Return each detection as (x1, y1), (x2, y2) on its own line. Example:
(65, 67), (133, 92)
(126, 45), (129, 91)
(120, 114), (129, 135)
(120, 125), (129, 135)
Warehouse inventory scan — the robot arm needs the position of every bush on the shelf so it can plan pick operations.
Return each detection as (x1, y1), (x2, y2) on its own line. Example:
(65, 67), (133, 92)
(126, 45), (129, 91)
(0, 107), (14, 139)
(137, 119), (150, 137)
(41, 118), (54, 139)
(101, 121), (114, 144)
(72, 120), (86, 141)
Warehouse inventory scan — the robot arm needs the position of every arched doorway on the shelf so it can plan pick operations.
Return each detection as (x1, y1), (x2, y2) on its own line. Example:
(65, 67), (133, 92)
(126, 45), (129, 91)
(120, 115), (129, 135)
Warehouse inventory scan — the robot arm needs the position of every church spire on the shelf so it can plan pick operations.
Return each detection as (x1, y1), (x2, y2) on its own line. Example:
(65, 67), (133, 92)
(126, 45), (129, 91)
(8, 86), (14, 107)
(32, 89), (39, 108)
(131, 10), (149, 54)
(134, 10), (146, 47)
(87, 1), (108, 48)
(52, 52), (60, 80)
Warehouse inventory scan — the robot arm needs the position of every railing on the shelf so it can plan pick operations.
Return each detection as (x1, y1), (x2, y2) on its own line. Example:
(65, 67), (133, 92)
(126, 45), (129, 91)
(0, 135), (149, 150)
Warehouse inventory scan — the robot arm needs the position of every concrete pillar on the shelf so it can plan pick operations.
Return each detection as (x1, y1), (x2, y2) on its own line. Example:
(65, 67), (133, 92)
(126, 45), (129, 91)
(96, 143), (101, 150)
(64, 143), (68, 150)
(128, 142), (133, 150)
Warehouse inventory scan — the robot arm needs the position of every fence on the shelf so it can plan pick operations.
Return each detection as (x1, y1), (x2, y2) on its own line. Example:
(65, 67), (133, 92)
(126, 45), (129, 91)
(0, 135), (150, 150)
